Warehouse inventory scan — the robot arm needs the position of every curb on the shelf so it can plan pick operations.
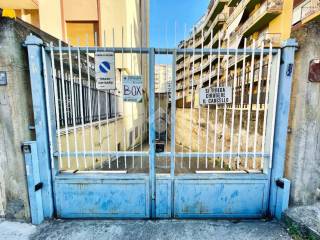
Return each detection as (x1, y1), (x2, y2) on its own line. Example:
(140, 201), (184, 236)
(283, 212), (320, 240)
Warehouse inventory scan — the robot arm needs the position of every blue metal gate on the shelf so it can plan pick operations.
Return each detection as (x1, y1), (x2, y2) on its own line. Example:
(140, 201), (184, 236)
(23, 33), (297, 223)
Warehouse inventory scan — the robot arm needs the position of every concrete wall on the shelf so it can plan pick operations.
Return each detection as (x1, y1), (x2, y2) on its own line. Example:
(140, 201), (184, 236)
(0, 17), (74, 220)
(285, 19), (320, 205)
(59, 118), (128, 170)
(175, 107), (265, 170)
(0, 18), (34, 220)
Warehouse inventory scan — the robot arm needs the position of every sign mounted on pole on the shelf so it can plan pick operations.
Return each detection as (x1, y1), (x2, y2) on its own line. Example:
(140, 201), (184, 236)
(123, 75), (143, 102)
(95, 52), (115, 90)
(199, 86), (232, 105)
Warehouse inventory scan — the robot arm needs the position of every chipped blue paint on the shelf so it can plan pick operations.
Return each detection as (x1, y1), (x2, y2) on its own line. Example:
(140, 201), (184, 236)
(269, 39), (298, 217)
(23, 141), (44, 224)
(156, 178), (172, 218)
(174, 179), (269, 218)
(275, 178), (290, 220)
(55, 174), (150, 218)
(25, 35), (54, 219)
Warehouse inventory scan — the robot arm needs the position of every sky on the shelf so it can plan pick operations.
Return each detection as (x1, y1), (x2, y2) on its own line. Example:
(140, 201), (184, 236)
(150, 0), (209, 63)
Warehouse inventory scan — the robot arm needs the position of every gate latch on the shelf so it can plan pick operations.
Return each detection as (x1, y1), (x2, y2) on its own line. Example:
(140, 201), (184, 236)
(34, 182), (43, 191)
(276, 179), (284, 189)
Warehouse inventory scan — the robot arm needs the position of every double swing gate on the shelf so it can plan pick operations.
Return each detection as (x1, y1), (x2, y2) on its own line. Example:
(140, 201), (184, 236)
(23, 33), (296, 222)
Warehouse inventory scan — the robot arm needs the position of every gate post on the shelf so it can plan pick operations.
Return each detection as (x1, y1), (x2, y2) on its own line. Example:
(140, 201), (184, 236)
(24, 34), (54, 219)
(148, 48), (156, 218)
(269, 39), (298, 219)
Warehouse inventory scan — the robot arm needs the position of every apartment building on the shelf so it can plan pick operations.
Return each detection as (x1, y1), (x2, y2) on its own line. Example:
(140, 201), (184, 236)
(175, 0), (293, 107)
(0, 0), (149, 47)
(0, 0), (150, 170)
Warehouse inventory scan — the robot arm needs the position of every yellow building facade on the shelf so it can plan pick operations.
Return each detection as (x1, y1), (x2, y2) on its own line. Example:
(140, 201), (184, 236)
(1, 0), (150, 171)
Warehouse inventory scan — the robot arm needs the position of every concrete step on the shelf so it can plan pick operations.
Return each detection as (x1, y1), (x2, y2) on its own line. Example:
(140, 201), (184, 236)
(283, 202), (320, 240)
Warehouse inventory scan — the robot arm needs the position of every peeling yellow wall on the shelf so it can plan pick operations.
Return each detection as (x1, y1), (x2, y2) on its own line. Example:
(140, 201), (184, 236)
(268, 0), (294, 40)
(38, 0), (63, 40)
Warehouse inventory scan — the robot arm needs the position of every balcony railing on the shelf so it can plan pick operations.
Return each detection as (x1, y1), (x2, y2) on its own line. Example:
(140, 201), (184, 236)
(185, 0), (227, 45)
(301, 0), (320, 19)
(207, 13), (227, 34)
(226, 0), (253, 27)
(257, 32), (281, 47)
(238, 0), (283, 36)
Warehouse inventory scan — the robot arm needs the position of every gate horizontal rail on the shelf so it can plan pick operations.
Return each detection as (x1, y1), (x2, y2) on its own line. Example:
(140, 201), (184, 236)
(45, 46), (279, 55)
(55, 151), (269, 158)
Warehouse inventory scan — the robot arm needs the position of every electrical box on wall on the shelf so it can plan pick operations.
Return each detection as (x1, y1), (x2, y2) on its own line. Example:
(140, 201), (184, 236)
(0, 71), (7, 85)
(309, 59), (320, 82)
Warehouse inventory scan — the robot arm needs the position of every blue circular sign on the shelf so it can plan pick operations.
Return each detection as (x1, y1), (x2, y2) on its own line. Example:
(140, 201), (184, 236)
(99, 61), (111, 74)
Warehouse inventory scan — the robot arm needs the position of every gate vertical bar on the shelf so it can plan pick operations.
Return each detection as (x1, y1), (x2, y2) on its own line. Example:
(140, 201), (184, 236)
(148, 48), (156, 218)
(269, 39), (298, 217)
(24, 35), (54, 219)
(42, 46), (59, 175)
(170, 51), (176, 177)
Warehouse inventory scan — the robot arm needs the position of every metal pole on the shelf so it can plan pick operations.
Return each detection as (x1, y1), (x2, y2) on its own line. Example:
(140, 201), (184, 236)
(148, 48), (156, 218)
(268, 39), (298, 218)
(170, 51), (176, 178)
(24, 34), (54, 219)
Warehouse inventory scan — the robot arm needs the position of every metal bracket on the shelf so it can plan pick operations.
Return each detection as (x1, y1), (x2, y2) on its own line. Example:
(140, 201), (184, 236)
(22, 144), (31, 153)
(276, 179), (284, 189)
(34, 182), (43, 191)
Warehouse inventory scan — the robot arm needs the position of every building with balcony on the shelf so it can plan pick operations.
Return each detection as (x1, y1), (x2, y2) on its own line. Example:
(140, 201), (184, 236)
(175, 0), (293, 107)
(0, 0), (149, 48)
(292, 0), (320, 25)
(0, 0), (150, 170)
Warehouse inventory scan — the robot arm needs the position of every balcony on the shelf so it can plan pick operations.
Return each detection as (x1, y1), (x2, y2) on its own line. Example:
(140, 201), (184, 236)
(228, 0), (241, 7)
(200, 67), (223, 85)
(190, 31), (224, 64)
(190, 54), (223, 76)
(195, 14), (226, 48)
(226, 0), (260, 27)
(189, 0), (227, 41)
(257, 32), (282, 47)
(301, 0), (320, 24)
(207, 13), (227, 36)
(238, 0), (283, 37)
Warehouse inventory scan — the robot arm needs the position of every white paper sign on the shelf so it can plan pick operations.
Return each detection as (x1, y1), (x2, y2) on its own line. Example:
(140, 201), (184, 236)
(95, 52), (115, 90)
(123, 75), (143, 102)
(200, 86), (232, 105)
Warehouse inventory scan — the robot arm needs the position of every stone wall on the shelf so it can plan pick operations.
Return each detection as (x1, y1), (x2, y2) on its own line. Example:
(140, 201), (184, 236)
(0, 17), (63, 220)
(285, 19), (320, 205)
(0, 18), (33, 220)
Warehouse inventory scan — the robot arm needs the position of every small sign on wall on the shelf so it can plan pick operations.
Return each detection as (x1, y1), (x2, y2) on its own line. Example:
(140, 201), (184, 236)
(199, 86), (232, 105)
(123, 75), (143, 102)
(95, 52), (115, 90)
(309, 59), (320, 82)
(0, 71), (7, 85)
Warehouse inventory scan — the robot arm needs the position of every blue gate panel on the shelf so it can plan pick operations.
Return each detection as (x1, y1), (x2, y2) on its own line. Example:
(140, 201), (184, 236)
(174, 179), (268, 218)
(55, 175), (150, 218)
(156, 178), (172, 218)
